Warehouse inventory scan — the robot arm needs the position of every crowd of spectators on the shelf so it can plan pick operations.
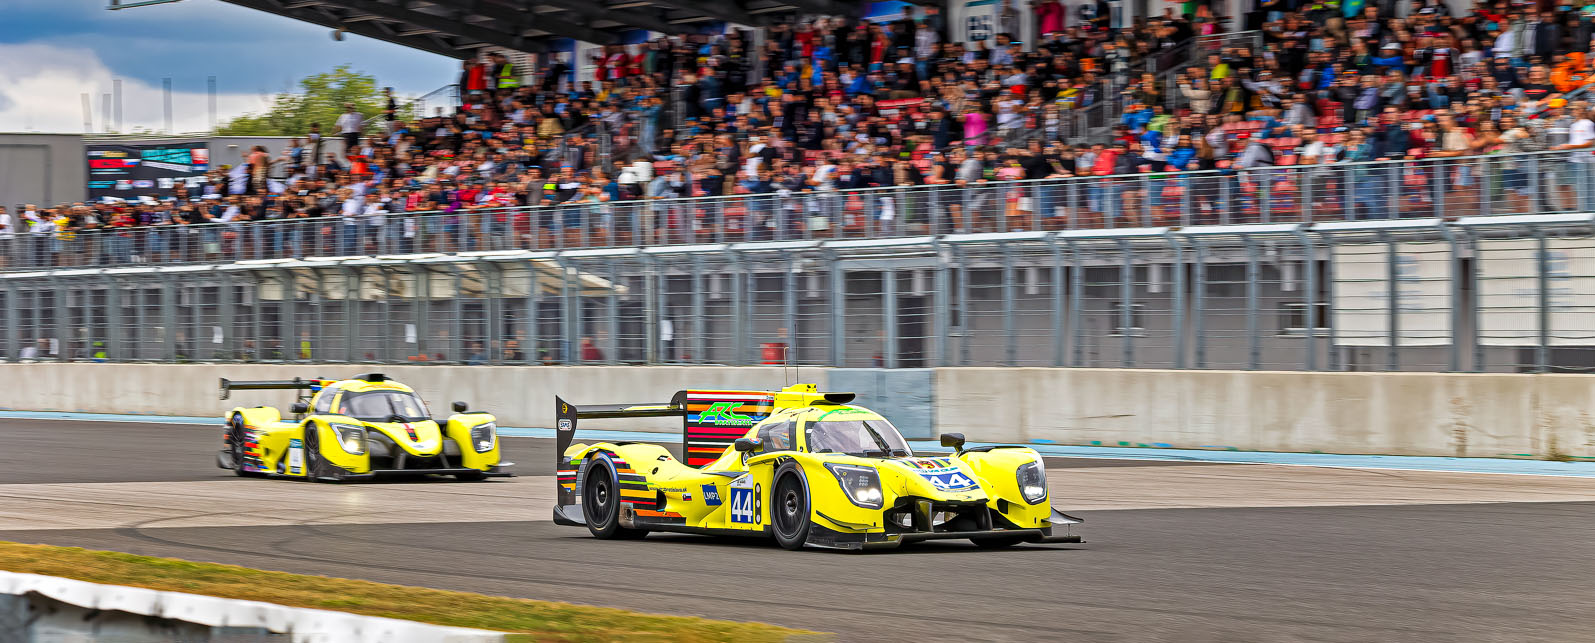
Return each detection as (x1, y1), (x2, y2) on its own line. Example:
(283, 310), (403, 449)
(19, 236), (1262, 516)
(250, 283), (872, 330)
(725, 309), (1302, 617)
(9, 0), (1595, 267)
(1, 6), (1221, 265)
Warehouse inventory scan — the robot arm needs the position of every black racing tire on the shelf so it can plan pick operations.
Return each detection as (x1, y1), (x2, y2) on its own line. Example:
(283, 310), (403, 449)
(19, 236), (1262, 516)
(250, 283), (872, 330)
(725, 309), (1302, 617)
(229, 415), (265, 478)
(454, 470), (488, 481)
(771, 463), (811, 550)
(301, 423), (327, 482)
(971, 535), (1027, 549)
(582, 458), (647, 540)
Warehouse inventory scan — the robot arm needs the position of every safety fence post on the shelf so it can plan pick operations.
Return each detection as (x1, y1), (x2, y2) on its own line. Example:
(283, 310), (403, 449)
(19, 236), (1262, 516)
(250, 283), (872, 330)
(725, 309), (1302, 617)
(884, 264), (899, 369)
(1118, 239), (1134, 368)
(1382, 231), (1398, 371)
(932, 241), (949, 368)
(1050, 236), (1066, 367)
(1002, 242), (1016, 367)
(1168, 233), (1187, 369)
(829, 251), (846, 367)
(1537, 226), (1551, 373)
(1192, 238), (1208, 369)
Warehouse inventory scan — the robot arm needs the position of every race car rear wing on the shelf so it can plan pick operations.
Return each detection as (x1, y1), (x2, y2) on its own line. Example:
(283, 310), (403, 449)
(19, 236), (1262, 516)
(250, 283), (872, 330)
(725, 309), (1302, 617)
(219, 377), (324, 400)
(219, 373), (391, 401)
(554, 389), (782, 491)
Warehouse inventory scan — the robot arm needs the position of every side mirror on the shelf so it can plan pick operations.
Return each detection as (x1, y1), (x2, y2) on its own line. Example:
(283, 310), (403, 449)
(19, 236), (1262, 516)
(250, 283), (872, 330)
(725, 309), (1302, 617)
(290, 402), (309, 415)
(939, 433), (966, 451)
(733, 438), (760, 453)
(452, 401), (468, 413)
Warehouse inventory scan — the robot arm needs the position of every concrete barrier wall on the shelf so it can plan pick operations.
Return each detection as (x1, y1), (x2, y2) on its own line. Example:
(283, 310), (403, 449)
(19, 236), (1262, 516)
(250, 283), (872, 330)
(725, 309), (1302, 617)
(935, 368), (1595, 459)
(5, 363), (1594, 459)
(0, 364), (822, 432)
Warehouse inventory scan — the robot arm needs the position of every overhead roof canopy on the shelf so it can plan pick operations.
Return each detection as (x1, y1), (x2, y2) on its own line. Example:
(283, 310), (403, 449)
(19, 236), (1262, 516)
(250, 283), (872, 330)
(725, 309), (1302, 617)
(221, 0), (861, 57)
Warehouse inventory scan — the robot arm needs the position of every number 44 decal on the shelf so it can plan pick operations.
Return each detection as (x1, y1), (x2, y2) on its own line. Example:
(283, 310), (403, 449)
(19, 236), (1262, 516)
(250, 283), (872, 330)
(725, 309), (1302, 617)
(728, 481), (761, 525)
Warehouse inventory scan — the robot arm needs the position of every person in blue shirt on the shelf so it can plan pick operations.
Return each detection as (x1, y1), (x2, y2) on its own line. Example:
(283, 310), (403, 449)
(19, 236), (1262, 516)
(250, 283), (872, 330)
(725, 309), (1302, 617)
(1370, 43), (1406, 71)
(1167, 135), (1197, 170)
(1122, 104), (1154, 132)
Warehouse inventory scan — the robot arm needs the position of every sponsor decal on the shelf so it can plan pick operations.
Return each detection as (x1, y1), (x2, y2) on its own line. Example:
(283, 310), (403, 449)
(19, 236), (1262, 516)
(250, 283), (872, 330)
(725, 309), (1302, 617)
(701, 484), (722, 506)
(286, 438), (305, 475)
(141, 160), (191, 173)
(698, 401), (756, 426)
(557, 418), (572, 433)
(682, 492), (693, 501)
(922, 469), (979, 491)
(402, 422), (418, 441)
(903, 457), (954, 470)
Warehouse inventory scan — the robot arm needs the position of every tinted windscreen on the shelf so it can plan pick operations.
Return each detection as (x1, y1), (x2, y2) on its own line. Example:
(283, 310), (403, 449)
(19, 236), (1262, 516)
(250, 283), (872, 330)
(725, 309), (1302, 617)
(804, 419), (912, 457)
(339, 391), (429, 421)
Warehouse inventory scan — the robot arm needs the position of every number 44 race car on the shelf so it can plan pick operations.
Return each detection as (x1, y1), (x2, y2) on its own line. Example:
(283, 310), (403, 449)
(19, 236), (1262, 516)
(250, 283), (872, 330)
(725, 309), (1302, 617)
(552, 383), (1082, 550)
(216, 373), (512, 481)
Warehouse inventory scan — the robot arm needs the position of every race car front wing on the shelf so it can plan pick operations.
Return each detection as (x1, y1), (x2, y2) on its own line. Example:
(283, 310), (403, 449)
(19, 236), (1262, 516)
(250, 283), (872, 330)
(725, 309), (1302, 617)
(811, 501), (1084, 550)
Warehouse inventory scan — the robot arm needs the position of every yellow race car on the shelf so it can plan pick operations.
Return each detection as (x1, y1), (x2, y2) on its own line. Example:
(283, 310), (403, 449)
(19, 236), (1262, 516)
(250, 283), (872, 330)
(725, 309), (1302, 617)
(552, 384), (1082, 550)
(216, 373), (511, 481)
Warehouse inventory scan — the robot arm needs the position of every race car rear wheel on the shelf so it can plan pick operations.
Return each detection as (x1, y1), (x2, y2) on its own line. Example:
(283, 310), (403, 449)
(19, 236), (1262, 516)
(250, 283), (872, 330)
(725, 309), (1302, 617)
(582, 457), (647, 540)
(229, 415), (264, 478)
(771, 464), (811, 550)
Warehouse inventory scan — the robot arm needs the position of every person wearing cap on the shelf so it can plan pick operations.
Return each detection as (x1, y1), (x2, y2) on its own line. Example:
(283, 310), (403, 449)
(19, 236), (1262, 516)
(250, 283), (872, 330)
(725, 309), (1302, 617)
(1371, 42), (1405, 69)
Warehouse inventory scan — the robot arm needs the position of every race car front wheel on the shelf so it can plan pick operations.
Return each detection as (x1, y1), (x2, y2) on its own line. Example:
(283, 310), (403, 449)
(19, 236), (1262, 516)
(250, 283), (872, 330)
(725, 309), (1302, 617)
(302, 424), (327, 482)
(771, 463), (811, 550)
(582, 457), (647, 540)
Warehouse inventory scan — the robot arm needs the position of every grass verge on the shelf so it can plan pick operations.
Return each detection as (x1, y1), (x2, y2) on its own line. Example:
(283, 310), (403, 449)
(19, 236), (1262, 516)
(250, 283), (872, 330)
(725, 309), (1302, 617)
(0, 541), (820, 642)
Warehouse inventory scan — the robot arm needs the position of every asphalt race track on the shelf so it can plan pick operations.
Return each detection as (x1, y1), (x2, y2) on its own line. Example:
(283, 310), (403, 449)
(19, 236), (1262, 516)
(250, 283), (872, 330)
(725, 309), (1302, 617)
(4, 420), (1595, 642)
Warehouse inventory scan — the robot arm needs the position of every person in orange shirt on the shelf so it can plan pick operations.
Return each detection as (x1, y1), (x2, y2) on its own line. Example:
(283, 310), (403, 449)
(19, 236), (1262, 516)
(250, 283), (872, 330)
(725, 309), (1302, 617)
(1551, 52), (1590, 93)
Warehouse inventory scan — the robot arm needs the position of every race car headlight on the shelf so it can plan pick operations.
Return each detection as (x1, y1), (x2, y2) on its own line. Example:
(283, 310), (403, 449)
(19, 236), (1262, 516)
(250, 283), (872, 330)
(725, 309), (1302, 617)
(824, 463), (884, 509)
(469, 422), (496, 453)
(329, 423), (367, 456)
(1017, 461), (1047, 504)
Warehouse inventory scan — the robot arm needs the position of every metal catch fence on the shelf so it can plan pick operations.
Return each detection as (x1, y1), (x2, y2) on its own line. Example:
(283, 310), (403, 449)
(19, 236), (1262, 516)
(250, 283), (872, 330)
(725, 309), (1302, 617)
(5, 214), (1595, 373)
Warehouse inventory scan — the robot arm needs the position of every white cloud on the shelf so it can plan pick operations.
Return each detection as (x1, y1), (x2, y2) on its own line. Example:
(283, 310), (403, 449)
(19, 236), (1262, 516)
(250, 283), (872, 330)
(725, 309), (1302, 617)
(0, 42), (272, 134)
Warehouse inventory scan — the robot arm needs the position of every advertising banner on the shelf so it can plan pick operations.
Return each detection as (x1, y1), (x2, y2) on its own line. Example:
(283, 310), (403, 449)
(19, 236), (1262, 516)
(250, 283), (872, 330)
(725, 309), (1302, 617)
(1331, 241), (1453, 347)
(85, 142), (210, 200)
(1476, 238), (1595, 347)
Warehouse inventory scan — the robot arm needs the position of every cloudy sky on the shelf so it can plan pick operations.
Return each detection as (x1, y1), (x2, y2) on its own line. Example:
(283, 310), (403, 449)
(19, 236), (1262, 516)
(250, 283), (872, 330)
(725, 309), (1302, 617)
(0, 0), (459, 133)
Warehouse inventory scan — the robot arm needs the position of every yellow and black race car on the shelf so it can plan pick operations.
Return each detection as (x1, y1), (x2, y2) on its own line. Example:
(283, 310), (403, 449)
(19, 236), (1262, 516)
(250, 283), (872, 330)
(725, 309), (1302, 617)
(552, 384), (1082, 550)
(217, 373), (511, 481)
